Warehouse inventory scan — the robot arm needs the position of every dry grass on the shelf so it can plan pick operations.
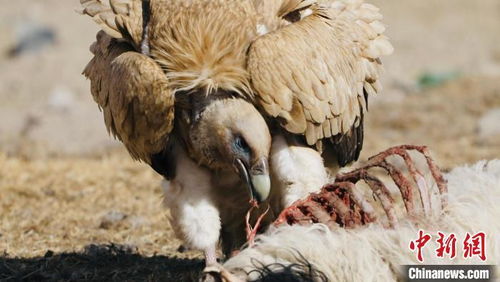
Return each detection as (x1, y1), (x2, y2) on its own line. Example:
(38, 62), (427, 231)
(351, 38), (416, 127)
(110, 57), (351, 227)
(0, 153), (205, 280)
(0, 154), (179, 257)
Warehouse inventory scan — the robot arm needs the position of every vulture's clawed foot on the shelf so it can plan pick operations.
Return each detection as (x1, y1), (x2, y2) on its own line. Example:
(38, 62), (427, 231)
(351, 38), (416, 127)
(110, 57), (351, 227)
(201, 263), (244, 282)
(275, 145), (448, 229)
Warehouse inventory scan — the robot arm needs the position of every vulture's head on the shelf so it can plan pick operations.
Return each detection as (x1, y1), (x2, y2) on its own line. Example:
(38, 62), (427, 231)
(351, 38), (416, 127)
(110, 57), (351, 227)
(190, 97), (272, 203)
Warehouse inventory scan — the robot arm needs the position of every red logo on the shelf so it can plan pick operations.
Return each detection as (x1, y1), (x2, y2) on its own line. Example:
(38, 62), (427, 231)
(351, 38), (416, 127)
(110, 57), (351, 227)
(409, 230), (432, 262)
(436, 232), (457, 259)
(409, 230), (486, 262)
(463, 232), (486, 261)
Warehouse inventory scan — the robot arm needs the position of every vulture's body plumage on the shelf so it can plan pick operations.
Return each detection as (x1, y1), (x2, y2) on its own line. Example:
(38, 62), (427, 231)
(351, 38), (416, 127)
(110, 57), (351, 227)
(81, 0), (392, 266)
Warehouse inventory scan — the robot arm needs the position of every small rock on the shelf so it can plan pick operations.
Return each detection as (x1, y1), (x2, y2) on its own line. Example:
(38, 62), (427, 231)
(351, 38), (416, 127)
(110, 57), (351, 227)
(99, 210), (128, 229)
(42, 186), (56, 197)
(44, 250), (54, 258)
(47, 86), (76, 111)
(417, 71), (460, 90)
(478, 108), (500, 139)
(177, 245), (187, 253)
(20, 114), (41, 138)
(7, 23), (56, 57)
(128, 216), (147, 229)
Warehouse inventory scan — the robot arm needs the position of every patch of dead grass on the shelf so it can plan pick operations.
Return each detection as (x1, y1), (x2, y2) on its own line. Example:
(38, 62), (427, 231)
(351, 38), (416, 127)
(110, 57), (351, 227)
(0, 153), (202, 261)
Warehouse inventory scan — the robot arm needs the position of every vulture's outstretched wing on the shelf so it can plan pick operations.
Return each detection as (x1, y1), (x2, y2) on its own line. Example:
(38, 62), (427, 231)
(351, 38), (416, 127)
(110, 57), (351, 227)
(83, 31), (174, 164)
(249, 0), (393, 165)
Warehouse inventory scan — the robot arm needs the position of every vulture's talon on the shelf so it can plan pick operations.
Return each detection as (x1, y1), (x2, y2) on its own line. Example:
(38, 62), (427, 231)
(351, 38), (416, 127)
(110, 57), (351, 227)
(275, 145), (448, 229)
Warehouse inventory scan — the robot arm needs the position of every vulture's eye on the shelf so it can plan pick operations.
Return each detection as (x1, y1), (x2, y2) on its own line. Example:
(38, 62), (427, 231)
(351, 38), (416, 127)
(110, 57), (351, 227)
(234, 136), (250, 153)
(284, 10), (301, 23)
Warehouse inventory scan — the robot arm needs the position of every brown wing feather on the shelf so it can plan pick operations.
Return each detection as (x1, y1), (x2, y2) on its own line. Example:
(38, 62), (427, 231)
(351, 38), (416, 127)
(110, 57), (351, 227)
(83, 31), (174, 163)
(249, 0), (392, 165)
(80, 0), (144, 49)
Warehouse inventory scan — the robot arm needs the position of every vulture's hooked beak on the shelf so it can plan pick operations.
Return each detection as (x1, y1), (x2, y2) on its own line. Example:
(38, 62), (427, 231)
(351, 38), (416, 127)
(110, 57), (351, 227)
(234, 157), (270, 204)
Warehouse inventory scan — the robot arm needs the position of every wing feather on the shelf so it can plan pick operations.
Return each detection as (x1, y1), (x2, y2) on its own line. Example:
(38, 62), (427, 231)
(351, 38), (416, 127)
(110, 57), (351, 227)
(83, 31), (174, 163)
(80, 0), (144, 49)
(249, 0), (392, 165)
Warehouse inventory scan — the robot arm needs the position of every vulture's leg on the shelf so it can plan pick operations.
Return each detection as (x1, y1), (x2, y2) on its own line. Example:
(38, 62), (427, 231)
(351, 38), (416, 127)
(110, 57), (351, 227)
(204, 245), (217, 266)
(270, 135), (328, 209)
(162, 151), (221, 266)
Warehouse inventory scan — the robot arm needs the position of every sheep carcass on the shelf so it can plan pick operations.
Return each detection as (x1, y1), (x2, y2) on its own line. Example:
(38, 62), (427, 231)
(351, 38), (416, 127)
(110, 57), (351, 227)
(212, 150), (500, 281)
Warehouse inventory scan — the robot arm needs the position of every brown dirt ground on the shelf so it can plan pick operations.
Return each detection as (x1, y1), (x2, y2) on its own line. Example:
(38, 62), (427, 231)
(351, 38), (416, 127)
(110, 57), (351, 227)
(1, 0), (500, 281)
(365, 76), (500, 170)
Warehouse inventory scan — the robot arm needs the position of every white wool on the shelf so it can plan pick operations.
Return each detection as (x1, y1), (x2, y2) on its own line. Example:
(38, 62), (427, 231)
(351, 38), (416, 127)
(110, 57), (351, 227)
(270, 135), (328, 207)
(224, 160), (500, 281)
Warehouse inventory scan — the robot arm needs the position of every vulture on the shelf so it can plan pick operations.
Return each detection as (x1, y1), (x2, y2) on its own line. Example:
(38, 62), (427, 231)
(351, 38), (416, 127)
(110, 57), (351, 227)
(80, 0), (393, 268)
